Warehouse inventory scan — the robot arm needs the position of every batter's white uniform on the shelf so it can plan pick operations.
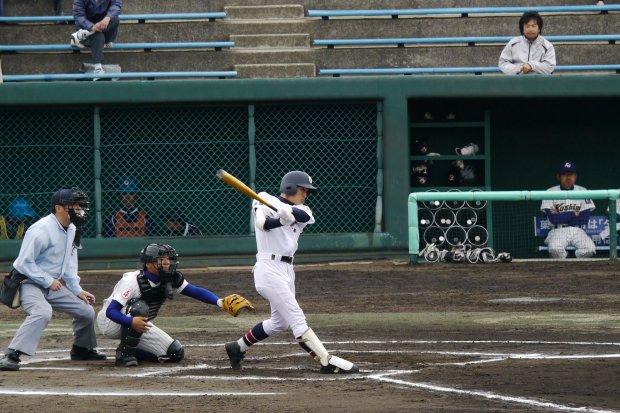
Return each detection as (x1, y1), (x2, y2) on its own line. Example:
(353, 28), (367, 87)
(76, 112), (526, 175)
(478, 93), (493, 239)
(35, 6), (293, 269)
(540, 185), (596, 258)
(253, 193), (314, 338)
(97, 271), (188, 356)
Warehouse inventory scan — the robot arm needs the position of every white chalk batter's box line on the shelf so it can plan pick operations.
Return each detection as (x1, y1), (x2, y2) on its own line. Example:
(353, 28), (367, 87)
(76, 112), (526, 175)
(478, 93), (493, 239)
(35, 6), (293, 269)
(11, 340), (620, 413)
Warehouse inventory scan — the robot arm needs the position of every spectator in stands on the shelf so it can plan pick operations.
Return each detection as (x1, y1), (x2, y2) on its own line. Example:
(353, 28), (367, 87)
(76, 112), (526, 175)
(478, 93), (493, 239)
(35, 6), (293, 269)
(104, 176), (155, 238)
(71, 0), (122, 79)
(499, 11), (556, 75)
(540, 161), (596, 259)
(0, 198), (37, 240)
(163, 209), (203, 237)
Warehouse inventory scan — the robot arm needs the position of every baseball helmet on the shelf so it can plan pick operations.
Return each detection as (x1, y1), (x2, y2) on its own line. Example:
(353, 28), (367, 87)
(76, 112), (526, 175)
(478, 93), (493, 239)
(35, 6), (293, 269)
(51, 187), (90, 213)
(140, 243), (179, 276)
(8, 198), (36, 221)
(280, 171), (318, 196)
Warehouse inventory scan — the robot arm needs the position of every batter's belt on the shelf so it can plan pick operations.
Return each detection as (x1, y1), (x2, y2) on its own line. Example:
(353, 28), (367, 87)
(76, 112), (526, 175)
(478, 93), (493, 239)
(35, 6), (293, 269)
(256, 252), (294, 264)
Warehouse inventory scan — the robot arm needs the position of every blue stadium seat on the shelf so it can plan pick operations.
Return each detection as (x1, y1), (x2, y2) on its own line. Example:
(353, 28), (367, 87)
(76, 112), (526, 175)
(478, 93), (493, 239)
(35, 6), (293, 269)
(308, 5), (620, 19)
(314, 35), (620, 48)
(0, 42), (235, 53)
(2, 71), (238, 82)
(319, 65), (620, 76)
(0, 12), (226, 24)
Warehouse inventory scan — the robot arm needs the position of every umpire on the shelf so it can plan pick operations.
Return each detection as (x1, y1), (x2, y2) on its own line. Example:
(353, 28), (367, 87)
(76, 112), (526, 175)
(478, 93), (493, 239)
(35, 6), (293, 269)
(0, 188), (106, 371)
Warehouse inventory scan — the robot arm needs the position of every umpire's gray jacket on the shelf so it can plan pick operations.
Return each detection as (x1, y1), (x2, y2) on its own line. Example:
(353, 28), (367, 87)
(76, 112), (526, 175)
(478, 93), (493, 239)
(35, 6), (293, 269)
(498, 35), (556, 75)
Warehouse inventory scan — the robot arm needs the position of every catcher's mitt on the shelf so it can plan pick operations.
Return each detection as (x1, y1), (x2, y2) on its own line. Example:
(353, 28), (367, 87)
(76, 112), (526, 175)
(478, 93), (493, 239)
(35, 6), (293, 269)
(222, 294), (254, 317)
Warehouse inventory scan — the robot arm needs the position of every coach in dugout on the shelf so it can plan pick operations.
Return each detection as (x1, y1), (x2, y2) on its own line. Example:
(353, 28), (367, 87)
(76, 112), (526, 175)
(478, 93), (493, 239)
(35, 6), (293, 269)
(540, 161), (596, 259)
(499, 11), (556, 75)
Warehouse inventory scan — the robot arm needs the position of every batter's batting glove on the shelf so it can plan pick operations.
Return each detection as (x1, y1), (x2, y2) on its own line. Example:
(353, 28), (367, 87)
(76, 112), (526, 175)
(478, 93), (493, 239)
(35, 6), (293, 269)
(222, 294), (254, 317)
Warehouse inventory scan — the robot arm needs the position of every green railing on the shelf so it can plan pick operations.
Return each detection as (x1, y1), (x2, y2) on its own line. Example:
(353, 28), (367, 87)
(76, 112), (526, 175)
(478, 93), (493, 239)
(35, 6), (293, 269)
(408, 190), (620, 262)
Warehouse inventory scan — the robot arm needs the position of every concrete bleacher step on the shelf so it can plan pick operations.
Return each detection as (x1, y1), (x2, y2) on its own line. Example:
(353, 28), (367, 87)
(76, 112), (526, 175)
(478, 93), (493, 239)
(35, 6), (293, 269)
(224, 5), (304, 20)
(230, 34), (310, 49)
(235, 63), (316, 78)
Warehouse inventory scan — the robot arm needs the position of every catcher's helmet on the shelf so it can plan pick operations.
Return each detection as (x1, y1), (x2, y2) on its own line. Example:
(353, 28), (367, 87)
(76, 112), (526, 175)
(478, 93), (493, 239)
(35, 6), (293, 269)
(140, 243), (179, 276)
(50, 187), (90, 214)
(280, 171), (318, 196)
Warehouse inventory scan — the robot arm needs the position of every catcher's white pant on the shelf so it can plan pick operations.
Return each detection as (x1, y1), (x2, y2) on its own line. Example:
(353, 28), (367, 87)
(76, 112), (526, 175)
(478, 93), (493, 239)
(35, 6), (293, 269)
(545, 227), (596, 259)
(253, 259), (309, 338)
(96, 310), (174, 357)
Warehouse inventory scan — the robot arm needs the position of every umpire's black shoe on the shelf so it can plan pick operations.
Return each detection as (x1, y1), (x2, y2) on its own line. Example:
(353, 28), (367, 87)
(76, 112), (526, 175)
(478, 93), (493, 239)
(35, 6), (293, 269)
(70, 345), (107, 361)
(0, 349), (22, 371)
(225, 341), (245, 370)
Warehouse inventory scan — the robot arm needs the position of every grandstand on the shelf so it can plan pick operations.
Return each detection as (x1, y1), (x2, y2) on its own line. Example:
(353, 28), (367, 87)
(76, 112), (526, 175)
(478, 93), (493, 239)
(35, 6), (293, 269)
(0, 0), (618, 79)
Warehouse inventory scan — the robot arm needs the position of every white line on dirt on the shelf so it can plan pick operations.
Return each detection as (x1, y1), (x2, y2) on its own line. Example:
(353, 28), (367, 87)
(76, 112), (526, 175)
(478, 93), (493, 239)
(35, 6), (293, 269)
(368, 372), (620, 413)
(185, 339), (620, 348)
(0, 389), (285, 397)
(174, 375), (365, 381)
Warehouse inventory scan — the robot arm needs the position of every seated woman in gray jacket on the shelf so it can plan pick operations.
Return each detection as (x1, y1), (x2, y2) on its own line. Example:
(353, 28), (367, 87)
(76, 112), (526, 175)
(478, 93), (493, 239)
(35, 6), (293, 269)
(499, 11), (556, 75)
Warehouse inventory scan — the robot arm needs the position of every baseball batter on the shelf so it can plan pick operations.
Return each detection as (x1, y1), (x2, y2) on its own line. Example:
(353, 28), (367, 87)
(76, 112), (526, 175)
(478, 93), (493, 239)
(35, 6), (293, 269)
(97, 243), (253, 367)
(540, 161), (596, 259)
(225, 171), (359, 374)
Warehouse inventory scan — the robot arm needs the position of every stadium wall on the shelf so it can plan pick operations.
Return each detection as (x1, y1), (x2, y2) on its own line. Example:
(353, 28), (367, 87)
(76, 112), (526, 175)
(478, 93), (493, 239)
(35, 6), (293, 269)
(0, 76), (618, 268)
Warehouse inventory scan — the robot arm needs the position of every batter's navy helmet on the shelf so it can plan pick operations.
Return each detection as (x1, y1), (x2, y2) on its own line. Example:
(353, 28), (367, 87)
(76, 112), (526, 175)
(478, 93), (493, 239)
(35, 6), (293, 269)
(279, 171), (318, 196)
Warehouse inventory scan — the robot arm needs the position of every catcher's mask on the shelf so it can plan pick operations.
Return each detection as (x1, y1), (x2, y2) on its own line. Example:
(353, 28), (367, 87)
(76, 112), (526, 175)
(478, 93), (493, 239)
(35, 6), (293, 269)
(140, 243), (179, 280)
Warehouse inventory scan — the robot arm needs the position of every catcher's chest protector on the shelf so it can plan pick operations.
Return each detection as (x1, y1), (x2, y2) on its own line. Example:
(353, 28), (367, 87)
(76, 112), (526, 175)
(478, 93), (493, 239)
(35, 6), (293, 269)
(136, 272), (167, 320)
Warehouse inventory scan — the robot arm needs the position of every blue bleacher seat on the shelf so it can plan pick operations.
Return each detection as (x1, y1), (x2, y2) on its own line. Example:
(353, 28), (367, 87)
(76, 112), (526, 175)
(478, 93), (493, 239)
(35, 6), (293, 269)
(0, 12), (226, 24)
(0, 42), (234, 53)
(2, 71), (238, 82)
(314, 35), (620, 48)
(319, 65), (620, 76)
(308, 5), (620, 19)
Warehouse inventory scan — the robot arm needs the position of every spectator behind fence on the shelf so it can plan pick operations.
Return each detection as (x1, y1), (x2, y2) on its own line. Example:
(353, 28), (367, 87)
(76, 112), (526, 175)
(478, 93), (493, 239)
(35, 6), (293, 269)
(71, 0), (122, 79)
(540, 161), (596, 259)
(104, 176), (155, 238)
(0, 198), (37, 240)
(499, 11), (556, 75)
(163, 209), (203, 237)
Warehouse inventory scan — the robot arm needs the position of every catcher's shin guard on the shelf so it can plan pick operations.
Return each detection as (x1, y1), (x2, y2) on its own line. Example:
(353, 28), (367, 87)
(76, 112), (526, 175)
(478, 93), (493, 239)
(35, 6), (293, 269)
(297, 328), (359, 374)
(116, 299), (148, 367)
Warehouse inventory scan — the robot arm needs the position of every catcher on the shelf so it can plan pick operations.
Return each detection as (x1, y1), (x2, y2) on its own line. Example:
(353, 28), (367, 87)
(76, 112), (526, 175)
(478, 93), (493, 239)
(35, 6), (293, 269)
(97, 243), (253, 367)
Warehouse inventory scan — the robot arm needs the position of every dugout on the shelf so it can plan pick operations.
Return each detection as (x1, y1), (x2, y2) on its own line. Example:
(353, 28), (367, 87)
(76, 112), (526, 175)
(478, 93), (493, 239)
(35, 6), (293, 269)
(0, 76), (619, 268)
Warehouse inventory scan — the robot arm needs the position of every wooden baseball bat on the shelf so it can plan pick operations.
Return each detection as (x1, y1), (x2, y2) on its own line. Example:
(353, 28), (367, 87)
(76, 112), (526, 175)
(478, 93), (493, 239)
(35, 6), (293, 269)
(216, 169), (278, 212)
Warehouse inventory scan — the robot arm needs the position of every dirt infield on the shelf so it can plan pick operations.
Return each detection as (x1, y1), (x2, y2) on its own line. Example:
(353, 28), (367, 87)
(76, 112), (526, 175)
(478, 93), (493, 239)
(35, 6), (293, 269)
(0, 260), (619, 412)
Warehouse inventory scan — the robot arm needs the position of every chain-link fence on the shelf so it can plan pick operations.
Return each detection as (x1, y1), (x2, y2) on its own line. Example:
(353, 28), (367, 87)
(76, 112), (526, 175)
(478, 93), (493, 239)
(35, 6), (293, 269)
(1, 101), (380, 239)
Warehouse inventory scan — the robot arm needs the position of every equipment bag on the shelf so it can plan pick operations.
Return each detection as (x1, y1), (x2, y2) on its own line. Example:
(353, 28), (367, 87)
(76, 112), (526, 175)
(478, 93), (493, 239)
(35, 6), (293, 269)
(0, 269), (27, 309)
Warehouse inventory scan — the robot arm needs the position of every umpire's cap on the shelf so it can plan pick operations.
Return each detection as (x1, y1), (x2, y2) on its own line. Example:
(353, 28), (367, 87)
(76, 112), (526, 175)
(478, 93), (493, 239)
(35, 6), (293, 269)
(280, 171), (318, 196)
(50, 188), (90, 212)
(8, 198), (36, 221)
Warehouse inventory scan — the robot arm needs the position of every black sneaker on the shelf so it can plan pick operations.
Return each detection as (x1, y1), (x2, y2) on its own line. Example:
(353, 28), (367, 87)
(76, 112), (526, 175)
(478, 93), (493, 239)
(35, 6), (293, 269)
(225, 341), (245, 370)
(70, 345), (107, 361)
(115, 346), (138, 367)
(0, 350), (21, 371)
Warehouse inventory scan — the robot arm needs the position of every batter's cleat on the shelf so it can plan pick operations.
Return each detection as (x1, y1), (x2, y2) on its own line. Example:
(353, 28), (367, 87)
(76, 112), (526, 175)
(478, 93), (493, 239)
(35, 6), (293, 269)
(225, 341), (245, 370)
(70, 345), (107, 361)
(0, 349), (21, 371)
(319, 356), (359, 374)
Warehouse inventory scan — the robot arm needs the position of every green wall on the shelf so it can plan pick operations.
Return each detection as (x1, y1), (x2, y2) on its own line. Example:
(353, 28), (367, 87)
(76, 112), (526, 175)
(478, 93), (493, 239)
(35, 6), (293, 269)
(1, 76), (619, 267)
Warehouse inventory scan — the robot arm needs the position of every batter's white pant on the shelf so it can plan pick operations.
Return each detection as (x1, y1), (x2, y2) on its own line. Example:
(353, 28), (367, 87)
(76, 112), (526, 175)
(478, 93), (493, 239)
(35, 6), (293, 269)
(97, 310), (174, 357)
(8, 282), (98, 356)
(545, 227), (596, 259)
(254, 260), (309, 338)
